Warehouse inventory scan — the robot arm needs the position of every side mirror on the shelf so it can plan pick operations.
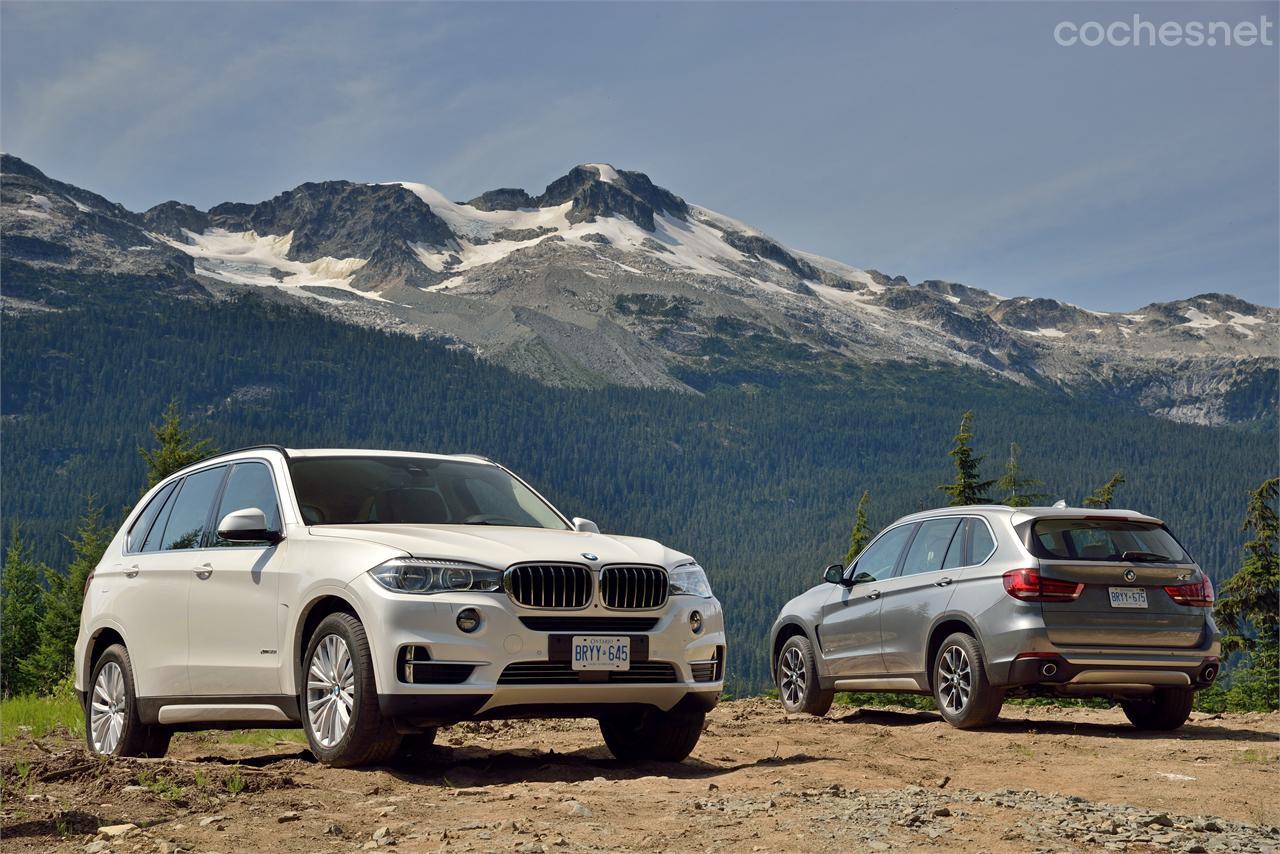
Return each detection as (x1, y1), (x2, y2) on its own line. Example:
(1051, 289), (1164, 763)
(218, 508), (282, 544)
(824, 564), (849, 586)
(572, 517), (600, 534)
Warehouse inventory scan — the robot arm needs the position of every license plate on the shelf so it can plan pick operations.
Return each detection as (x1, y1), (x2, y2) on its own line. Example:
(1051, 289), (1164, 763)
(1108, 587), (1149, 609)
(571, 636), (631, 671)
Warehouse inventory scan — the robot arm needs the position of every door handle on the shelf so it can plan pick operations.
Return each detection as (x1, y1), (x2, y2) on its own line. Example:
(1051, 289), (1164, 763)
(194, 563), (213, 580)
(124, 565), (140, 579)
(934, 577), (953, 587)
(866, 590), (881, 600)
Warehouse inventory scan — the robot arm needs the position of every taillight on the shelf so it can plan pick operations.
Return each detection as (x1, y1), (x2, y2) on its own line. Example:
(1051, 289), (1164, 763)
(1002, 568), (1084, 602)
(1164, 576), (1214, 607)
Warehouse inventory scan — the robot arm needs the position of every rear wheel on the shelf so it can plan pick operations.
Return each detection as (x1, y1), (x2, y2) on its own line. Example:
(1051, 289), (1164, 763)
(775, 634), (834, 716)
(85, 644), (171, 758)
(1121, 688), (1194, 731)
(302, 613), (401, 767)
(932, 632), (1004, 729)
(599, 708), (705, 762)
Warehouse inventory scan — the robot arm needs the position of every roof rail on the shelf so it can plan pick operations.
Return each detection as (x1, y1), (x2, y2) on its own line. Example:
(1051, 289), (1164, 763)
(452, 453), (494, 464)
(189, 444), (291, 467)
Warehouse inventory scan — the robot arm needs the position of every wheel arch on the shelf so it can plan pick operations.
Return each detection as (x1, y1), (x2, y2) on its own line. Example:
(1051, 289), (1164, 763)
(924, 614), (982, 691)
(83, 625), (128, 693)
(291, 593), (368, 694)
(770, 621), (814, 682)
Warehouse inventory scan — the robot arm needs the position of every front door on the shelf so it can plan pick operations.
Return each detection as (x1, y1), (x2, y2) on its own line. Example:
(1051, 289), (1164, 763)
(818, 523), (916, 677)
(187, 461), (286, 696)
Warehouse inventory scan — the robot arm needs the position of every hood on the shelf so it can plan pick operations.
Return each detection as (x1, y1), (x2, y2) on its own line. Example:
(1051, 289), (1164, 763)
(307, 524), (691, 569)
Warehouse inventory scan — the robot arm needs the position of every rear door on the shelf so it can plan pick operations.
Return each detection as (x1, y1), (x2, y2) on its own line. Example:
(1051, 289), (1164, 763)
(878, 517), (966, 675)
(188, 460), (287, 696)
(1030, 518), (1206, 648)
(819, 523), (915, 677)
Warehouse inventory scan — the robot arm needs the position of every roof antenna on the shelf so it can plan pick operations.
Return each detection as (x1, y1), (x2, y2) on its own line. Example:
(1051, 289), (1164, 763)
(1052, 499), (1068, 508)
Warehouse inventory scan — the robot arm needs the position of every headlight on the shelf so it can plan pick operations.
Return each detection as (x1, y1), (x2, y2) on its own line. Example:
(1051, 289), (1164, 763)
(369, 558), (502, 594)
(669, 562), (713, 598)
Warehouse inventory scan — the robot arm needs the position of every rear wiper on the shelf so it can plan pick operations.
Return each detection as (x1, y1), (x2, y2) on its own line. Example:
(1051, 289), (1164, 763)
(1120, 551), (1171, 562)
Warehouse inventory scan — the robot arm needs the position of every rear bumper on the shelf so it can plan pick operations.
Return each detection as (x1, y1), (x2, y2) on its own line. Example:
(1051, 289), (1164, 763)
(1004, 650), (1220, 692)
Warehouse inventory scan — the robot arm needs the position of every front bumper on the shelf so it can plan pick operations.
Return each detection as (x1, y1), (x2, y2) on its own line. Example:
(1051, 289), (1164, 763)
(349, 573), (726, 724)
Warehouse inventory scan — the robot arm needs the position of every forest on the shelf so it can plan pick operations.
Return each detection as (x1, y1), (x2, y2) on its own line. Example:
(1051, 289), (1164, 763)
(2, 276), (1275, 692)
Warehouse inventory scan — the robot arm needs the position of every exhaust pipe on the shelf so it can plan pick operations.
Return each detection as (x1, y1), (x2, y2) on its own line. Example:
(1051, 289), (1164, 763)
(1040, 662), (1058, 678)
(1200, 663), (1218, 683)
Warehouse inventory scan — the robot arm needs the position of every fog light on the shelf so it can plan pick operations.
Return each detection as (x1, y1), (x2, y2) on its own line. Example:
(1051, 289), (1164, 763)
(456, 608), (481, 633)
(689, 610), (703, 635)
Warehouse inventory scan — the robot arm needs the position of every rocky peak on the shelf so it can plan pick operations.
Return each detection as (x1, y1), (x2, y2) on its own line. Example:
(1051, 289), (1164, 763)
(142, 201), (210, 237)
(466, 187), (537, 212)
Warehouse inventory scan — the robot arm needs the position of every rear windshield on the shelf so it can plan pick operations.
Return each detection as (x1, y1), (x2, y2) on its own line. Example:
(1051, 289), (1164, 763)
(288, 456), (569, 530)
(1031, 519), (1190, 563)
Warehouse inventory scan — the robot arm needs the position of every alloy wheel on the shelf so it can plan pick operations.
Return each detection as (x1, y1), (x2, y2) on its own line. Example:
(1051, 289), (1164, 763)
(780, 646), (806, 707)
(307, 634), (356, 748)
(90, 661), (127, 754)
(938, 645), (972, 714)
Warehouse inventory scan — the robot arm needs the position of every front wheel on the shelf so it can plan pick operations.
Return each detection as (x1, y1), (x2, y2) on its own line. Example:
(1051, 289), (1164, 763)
(932, 632), (1003, 729)
(302, 613), (401, 767)
(775, 634), (834, 716)
(1122, 688), (1194, 731)
(85, 644), (171, 758)
(599, 708), (705, 762)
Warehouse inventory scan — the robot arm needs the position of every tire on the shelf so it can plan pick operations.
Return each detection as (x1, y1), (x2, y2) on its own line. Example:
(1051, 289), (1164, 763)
(775, 634), (834, 717)
(599, 708), (705, 762)
(932, 632), (1004, 729)
(1122, 688), (1194, 731)
(301, 613), (401, 767)
(85, 644), (171, 758)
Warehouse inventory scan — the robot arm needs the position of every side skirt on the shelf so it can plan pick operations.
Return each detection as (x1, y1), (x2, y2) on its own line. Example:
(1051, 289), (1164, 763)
(137, 694), (301, 728)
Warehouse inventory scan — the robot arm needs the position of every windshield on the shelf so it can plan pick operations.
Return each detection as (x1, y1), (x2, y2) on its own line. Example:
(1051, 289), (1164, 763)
(288, 456), (569, 530)
(1031, 519), (1190, 563)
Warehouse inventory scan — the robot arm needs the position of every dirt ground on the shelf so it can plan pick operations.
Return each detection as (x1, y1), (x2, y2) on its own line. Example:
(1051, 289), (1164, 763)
(2, 699), (1277, 853)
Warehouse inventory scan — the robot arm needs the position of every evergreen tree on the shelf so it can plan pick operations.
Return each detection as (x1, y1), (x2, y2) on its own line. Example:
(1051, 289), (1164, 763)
(1083, 471), (1126, 508)
(938, 411), (994, 506)
(996, 443), (1048, 507)
(1214, 477), (1278, 708)
(844, 490), (872, 565)
(139, 399), (217, 489)
(23, 498), (112, 691)
(1, 524), (48, 696)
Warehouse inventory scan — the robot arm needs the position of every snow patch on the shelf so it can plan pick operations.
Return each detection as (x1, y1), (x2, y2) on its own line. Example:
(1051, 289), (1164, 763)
(586, 163), (620, 184)
(160, 228), (391, 302)
(64, 195), (92, 213)
(1226, 311), (1264, 326)
(1180, 308), (1221, 330)
(1023, 328), (1067, 338)
(1124, 314), (1146, 322)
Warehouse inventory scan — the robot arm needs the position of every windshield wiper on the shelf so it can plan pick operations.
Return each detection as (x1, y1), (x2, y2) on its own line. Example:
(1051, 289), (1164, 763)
(1120, 551), (1171, 562)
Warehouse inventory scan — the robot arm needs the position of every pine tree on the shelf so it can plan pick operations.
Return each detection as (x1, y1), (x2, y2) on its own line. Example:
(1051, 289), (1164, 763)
(139, 399), (217, 489)
(23, 498), (113, 691)
(996, 443), (1048, 507)
(844, 490), (872, 565)
(1, 524), (48, 696)
(938, 411), (994, 506)
(1214, 477), (1279, 707)
(1083, 471), (1126, 508)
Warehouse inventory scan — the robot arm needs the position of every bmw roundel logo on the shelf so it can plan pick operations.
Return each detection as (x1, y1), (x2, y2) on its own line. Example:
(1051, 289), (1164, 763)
(581, 552), (599, 561)
(1123, 569), (1137, 583)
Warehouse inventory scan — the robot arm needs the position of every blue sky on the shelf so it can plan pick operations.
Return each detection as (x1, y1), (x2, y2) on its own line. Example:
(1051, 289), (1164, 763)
(2, 1), (1276, 310)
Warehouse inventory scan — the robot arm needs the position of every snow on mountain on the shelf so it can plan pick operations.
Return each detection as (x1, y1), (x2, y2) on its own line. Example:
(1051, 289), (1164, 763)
(2, 153), (1275, 425)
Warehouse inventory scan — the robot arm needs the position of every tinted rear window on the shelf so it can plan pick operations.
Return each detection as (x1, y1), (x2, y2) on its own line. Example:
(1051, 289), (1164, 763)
(1032, 519), (1189, 563)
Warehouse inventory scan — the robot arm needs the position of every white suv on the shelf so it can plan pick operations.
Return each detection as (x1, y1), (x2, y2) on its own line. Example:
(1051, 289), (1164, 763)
(75, 447), (725, 766)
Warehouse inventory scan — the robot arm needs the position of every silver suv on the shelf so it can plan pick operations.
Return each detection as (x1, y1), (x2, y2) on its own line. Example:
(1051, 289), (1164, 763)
(769, 506), (1220, 730)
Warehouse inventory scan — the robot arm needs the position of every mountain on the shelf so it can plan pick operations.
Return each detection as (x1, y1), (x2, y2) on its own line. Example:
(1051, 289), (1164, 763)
(3, 154), (1275, 424)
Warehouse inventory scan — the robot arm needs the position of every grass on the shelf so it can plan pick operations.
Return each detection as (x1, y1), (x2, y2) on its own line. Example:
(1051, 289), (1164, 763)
(221, 728), (306, 746)
(1, 691), (85, 742)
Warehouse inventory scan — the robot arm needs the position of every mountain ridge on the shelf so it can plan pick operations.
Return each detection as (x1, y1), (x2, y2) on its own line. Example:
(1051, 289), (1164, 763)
(2, 154), (1275, 424)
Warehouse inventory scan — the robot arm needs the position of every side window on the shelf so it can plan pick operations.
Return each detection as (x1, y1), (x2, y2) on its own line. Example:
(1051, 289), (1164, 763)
(901, 518), (962, 577)
(158, 466), (226, 551)
(968, 518), (997, 565)
(852, 524), (916, 583)
(213, 463), (281, 547)
(942, 519), (967, 569)
(127, 481), (177, 553)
